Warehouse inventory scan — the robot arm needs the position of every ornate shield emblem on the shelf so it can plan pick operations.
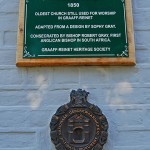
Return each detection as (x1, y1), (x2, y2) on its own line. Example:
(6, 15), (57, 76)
(50, 89), (108, 150)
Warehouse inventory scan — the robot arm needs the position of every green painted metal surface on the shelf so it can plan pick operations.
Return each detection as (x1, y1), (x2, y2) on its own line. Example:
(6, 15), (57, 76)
(23, 0), (128, 58)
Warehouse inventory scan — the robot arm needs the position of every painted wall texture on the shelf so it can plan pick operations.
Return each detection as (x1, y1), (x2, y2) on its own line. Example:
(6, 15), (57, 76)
(0, 0), (150, 150)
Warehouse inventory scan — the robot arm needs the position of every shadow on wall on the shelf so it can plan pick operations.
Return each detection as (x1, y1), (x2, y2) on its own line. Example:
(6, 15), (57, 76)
(24, 67), (135, 107)
(107, 81), (133, 105)
(27, 75), (49, 110)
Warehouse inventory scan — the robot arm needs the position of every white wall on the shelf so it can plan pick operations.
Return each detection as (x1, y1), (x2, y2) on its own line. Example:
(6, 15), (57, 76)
(0, 0), (150, 150)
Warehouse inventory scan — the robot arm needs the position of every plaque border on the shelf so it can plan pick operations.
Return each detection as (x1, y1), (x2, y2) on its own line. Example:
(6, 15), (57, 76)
(16, 0), (135, 67)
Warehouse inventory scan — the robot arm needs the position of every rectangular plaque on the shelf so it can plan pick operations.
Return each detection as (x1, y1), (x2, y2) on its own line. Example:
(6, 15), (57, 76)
(17, 0), (135, 66)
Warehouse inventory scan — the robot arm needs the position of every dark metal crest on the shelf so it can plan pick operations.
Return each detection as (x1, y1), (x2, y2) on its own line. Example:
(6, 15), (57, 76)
(50, 89), (108, 150)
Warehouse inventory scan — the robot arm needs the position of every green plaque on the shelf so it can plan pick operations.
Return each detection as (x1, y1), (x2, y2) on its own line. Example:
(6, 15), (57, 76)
(23, 0), (128, 58)
(17, 0), (135, 66)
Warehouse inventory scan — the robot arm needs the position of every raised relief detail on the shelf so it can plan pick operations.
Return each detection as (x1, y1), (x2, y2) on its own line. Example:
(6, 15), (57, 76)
(50, 89), (108, 150)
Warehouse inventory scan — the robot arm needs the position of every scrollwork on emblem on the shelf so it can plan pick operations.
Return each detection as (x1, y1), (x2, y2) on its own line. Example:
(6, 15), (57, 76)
(89, 104), (102, 115)
(50, 115), (59, 131)
(55, 104), (69, 116)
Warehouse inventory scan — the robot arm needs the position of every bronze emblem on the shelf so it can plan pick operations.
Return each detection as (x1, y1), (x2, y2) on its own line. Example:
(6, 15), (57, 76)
(50, 89), (108, 150)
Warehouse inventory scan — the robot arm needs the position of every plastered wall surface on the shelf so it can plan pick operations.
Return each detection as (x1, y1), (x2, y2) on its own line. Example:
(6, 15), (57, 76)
(0, 0), (150, 150)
